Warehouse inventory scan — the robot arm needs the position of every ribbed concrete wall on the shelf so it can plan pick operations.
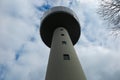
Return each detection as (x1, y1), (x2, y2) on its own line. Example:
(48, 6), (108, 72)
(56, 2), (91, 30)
(45, 27), (86, 80)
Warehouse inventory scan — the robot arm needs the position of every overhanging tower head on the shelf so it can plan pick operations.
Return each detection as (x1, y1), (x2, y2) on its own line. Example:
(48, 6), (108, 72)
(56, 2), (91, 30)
(40, 6), (81, 48)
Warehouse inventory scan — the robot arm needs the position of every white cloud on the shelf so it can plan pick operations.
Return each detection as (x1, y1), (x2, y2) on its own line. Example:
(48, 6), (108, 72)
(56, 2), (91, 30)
(75, 44), (120, 80)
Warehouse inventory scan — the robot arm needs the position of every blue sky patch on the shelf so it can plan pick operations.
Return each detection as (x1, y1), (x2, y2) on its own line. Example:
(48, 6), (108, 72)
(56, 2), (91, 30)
(30, 36), (36, 42)
(0, 64), (7, 80)
(36, 4), (51, 12)
(15, 45), (25, 61)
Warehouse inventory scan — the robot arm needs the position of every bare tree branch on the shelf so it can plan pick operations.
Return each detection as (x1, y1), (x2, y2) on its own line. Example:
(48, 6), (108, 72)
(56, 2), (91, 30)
(97, 0), (120, 37)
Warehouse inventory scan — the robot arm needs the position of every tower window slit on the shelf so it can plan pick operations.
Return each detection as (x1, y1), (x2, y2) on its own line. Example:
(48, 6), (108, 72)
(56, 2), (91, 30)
(63, 54), (70, 60)
(62, 41), (67, 44)
(60, 29), (63, 31)
(61, 34), (64, 36)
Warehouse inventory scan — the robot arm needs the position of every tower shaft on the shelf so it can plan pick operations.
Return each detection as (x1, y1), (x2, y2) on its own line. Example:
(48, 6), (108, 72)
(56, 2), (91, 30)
(45, 27), (86, 80)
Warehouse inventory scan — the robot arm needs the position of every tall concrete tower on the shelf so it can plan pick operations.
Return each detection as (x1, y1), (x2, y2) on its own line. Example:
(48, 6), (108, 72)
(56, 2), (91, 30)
(40, 6), (86, 80)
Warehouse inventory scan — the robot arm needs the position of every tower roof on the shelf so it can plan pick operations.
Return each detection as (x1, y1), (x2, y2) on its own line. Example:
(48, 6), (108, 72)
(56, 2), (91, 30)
(40, 6), (81, 48)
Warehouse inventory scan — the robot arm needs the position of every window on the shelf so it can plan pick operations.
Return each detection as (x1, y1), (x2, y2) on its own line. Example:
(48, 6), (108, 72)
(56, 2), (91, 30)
(62, 41), (67, 44)
(60, 29), (63, 31)
(61, 34), (64, 36)
(63, 54), (70, 60)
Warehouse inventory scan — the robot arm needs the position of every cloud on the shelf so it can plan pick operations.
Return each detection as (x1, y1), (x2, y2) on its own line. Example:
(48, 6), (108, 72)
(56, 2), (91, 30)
(73, 0), (120, 80)
(75, 44), (120, 80)
(0, 0), (49, 80)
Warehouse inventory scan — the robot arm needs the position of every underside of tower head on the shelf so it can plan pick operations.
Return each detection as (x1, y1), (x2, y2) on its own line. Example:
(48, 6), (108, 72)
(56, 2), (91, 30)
(40, 6), (81, 48)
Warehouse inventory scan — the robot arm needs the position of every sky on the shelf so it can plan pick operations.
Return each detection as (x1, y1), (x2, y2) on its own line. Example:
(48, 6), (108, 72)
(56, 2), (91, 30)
(0, 0), (120, 80)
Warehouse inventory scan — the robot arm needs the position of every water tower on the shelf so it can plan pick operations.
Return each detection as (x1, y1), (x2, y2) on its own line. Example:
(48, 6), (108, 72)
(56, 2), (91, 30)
(40, 6), (86, 80)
